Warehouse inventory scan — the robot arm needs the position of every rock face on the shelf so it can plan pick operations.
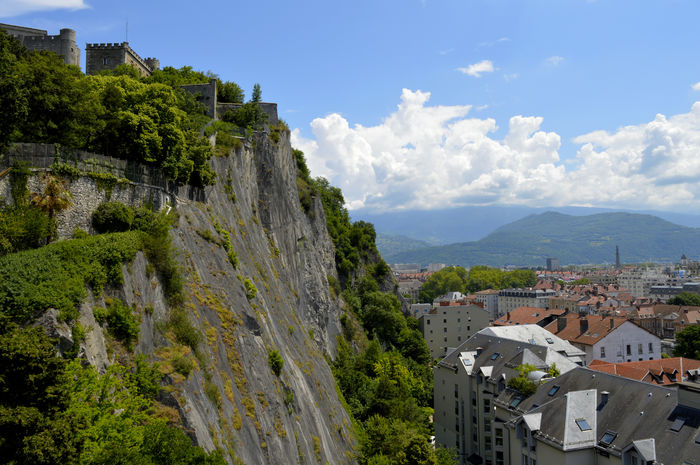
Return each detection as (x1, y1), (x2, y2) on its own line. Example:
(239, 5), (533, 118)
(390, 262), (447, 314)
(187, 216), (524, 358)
(156, 132), (355, 464)
(14, 131), (355, 464)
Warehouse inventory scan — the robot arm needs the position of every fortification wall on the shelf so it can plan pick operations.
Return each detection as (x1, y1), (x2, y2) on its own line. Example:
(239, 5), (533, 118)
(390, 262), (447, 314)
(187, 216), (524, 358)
(0, 143), (183, 239)
(86, 42), (156, 76)
(217, 102), (279, 126)
(0, 24), (80, 66)
(181, 79), (218, 118)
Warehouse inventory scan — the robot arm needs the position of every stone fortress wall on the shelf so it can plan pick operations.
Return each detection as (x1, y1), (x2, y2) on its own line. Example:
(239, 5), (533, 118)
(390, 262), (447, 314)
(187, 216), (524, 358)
(85, 42), (159, 77)
(0, 23), (80, 66)
(0, 143), (182, 238)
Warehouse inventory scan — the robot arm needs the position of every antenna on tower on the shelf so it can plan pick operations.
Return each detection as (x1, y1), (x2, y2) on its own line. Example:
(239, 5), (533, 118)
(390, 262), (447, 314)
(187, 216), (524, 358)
(125, 18), (128, 43)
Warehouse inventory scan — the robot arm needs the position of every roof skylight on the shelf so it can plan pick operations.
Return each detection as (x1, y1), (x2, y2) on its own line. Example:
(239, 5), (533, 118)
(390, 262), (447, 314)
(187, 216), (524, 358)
(575, 419), (592, 431)
(599, 431), (617, 446)
(491, 353), (500, 360)
(670, 417), (686, 432)
(548, 385), (560, 396)
(545, 337), (554, 344)
(509, 398), (522, 408)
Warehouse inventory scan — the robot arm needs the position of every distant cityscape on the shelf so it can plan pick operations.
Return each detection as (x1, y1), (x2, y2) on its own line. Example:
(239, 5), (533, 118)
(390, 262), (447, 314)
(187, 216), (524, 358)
(395, 252), (700, 465)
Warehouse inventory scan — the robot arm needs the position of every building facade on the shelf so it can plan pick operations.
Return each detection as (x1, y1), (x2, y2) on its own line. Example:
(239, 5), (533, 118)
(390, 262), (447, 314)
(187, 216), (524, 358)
(498, 289), (556, 315)
(85, 42), (159, 76)
(0, 23), (80, 66)
(419, 303), (490, 360)
(475, 289), (500, 319)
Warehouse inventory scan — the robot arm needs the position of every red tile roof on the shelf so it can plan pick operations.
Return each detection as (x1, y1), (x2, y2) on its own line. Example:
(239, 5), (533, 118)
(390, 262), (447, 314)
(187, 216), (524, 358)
(543, 314), (627, 345)
(588, 357), (700, 385)
(493, 307), (566, 326)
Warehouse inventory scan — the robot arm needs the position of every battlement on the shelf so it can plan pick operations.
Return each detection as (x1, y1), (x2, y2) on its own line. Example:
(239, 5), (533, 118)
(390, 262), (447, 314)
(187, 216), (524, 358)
(0, 23), (79, 66)
(85, 41), (158, 77)
(86, 42), (129, 49)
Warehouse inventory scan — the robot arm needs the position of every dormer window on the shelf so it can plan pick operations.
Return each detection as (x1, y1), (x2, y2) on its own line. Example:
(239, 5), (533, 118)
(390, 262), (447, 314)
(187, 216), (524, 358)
(575, 418), (591, 431)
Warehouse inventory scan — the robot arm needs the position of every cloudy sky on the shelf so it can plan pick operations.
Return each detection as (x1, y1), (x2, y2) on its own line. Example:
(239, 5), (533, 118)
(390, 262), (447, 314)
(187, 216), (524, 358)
(5, 0), (700, 213)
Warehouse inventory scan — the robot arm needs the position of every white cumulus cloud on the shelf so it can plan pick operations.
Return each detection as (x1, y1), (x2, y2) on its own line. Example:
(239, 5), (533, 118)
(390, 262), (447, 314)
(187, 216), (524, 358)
(545, 55), (564, 66)
(458, 60), (495, 77)
(0, 0), (87, 17)
(692, 81), (700, 91)
(292, 89), (700, 213)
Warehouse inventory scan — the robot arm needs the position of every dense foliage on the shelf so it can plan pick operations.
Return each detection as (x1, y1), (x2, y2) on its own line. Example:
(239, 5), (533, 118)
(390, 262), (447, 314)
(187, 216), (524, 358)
(0, 321), (225, 464)
(673, 325), (700, 360)
(667, 291), (700, 307)
(309, 176), (454, 464)
(419, 265), (537, 302)
(0, 30), (215, 187)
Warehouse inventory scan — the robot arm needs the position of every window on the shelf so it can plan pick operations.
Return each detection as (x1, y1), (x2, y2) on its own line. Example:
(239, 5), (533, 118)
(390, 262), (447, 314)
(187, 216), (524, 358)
(458, 336), (461, 341)
(626, 344), (631, 355)
(496, 428), (504, 446)
(484, 399), (491, 414)
(670, 417), (686, 432)
(600, 346), (606, 358)
(638, 343), (643, 354)
(427, 320), (430, 325)
(575, 418), (591, 431)
(545, 337), (554, 344)
(649, 342), (654, 352)
(496, 451), (504, 465)
(548, 385), (560, 396)
(528, 338), (536, 344)
(457, 318), (460, 322)
(491, 352), (500, 360)
(103, 57), (109, 65)
(599, 431), (617, 446)
(443, 319), (447, 323)
(444, 327), (447, 332)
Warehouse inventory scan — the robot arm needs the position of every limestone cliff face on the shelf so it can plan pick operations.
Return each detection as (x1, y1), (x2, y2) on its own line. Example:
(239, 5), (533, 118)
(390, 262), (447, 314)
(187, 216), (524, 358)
(9, 132), (356, 464)
(160, 131), (355, 464)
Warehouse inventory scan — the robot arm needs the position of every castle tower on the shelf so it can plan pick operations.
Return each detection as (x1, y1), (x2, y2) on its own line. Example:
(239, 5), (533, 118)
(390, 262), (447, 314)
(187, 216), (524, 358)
(0, 23), (80, 67)
(85, 41), (156, 77)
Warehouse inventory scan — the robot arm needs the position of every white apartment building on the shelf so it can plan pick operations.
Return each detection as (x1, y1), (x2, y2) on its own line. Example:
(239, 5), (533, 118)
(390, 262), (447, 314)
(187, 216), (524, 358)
(497, 289), (556, 315)
(475, 289), (500, 319)
(544, 315), (662, 365)
(419, 303), (490, 360)
(433, 325), (585, 465)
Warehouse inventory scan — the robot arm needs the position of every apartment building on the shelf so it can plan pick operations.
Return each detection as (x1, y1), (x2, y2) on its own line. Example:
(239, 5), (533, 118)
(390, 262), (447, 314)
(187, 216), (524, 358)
(544, 314), (661, 364)
(501, 369), (700, 465)
(475, 289), (500, 319)
(497, 289), (556, 315)
(433, 325), (585, 465)
(419, 303), (490, 359)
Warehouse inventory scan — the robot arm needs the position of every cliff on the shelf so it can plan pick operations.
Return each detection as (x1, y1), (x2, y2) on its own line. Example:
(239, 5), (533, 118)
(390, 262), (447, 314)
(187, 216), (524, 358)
(0, 131), (356, 464)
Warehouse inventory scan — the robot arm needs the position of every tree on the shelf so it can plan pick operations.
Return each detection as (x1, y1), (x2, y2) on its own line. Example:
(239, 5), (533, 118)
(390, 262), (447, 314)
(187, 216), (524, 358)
(251, 83), (262, 102)
(667, 292), (700, 307)
(30, 175), (73, 242)
(217, 80), (244, 103)
(673, 325), (700, 359)
(419, 266), (467, 303)
(507, 363), (538, 396)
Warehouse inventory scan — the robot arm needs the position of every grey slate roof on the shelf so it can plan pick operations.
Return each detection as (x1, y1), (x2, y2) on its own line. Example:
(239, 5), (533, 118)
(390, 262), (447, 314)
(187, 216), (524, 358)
(502, 366), (700, 464)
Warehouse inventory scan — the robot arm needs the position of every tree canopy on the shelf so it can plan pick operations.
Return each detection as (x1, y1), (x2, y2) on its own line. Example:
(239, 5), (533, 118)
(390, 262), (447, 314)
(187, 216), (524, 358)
(673, 325), (700, 360)
(418, 265), (537, 302)
(667, 292), (700, 307)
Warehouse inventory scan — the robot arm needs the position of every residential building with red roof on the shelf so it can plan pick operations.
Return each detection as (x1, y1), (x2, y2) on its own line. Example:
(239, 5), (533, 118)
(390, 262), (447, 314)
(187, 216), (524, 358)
(629, 304), (700, 339)
(492, 306), (566, 327)
(589, 357), (700, 385)
(543, 314), (662, 365)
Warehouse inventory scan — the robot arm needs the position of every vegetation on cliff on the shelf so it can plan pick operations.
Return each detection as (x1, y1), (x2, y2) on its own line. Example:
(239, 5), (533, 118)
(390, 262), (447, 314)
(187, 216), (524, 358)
(0, 30), (215, 186)
(299, 168), (455, 464)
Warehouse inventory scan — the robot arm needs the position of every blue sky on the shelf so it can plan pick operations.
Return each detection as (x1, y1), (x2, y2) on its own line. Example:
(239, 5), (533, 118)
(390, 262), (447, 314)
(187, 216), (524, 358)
(4, 0), (700, 213)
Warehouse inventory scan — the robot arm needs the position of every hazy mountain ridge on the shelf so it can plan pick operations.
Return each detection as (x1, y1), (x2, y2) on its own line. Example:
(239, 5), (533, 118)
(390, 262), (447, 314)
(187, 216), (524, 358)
(383, 211), (700, 267)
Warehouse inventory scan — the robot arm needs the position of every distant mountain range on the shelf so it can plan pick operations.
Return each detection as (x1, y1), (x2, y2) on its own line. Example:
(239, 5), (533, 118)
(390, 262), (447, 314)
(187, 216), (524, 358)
(353, 205), (700, 245)
(380, 211), (700, 267)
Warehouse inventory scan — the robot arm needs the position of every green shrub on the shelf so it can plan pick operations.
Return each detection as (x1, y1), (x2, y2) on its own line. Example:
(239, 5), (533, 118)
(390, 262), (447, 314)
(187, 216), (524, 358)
(0, 203), (52, 255)
(168, 307), (201, 350)
(243, 278), (257, 300)
(131, 354), (162, 398)
(94, 298), (140, 349)
(0, 231), (142, 322)
(92, 201), (134, 233)
(172, 355), (194, 377)
(205, 380), (221, 408)
(268, 349), (284, 377)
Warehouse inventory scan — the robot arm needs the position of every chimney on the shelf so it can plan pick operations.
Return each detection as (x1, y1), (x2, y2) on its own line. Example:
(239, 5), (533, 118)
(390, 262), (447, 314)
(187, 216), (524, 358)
(601, 391), (609, 408)
(507, 312), (511, 320)
(557, 316), (567, 332)
(580, 318), (589, 334)
(610, 318), (615, 329)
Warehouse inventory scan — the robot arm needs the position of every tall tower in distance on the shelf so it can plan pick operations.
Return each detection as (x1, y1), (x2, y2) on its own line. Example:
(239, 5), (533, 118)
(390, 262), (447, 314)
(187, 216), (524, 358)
(615, 245), (620, 268)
